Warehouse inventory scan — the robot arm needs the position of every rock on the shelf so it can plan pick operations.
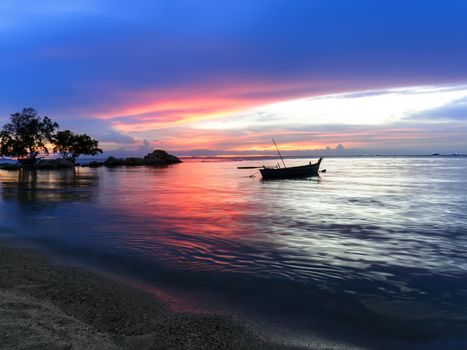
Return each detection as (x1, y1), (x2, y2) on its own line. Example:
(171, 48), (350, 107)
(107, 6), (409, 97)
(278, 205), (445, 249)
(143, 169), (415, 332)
(143, 150), (182, 165)
(103, 157), (124, 167)
(1, 159), (75, 170)
(102, 151), (181, 167)
(35, 159), (74, 169)
(87, 161), (104, 168)
(35, 159), (54, 169)
(0, 163), (21, 170)
(123, 157), (146, 166)
(56, 159), (75, 168)
(104, 157), (146, 167)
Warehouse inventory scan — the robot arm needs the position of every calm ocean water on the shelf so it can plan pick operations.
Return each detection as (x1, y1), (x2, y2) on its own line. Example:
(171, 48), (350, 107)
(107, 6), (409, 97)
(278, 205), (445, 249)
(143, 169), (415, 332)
(1, 157), (467, 349)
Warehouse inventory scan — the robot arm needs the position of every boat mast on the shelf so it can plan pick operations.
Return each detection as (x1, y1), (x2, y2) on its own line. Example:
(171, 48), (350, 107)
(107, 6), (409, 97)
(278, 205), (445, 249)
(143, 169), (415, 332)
(272, 139), (287, 168)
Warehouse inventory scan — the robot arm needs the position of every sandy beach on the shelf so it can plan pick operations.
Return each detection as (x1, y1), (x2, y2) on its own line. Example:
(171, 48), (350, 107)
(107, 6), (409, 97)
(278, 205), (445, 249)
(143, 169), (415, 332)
(0, 244), (297, 350)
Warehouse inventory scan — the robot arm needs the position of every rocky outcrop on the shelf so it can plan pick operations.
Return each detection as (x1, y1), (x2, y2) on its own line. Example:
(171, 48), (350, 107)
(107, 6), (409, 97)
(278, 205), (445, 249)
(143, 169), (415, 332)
(144, 150), (182, 164)
(0, 163), (21, 170)
(103, 156), (123, 167)
(35, 159), (74, 169)
(1, 159), (76, 170)
(123, 157), (147, 166)
(0, 160), (74, 170)
(87, 161), (104, 168)
(95, 150), (181, 168)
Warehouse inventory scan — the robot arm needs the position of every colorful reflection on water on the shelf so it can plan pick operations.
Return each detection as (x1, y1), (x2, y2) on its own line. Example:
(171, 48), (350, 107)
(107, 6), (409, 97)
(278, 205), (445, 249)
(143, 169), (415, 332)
(1, 157), (467, 349)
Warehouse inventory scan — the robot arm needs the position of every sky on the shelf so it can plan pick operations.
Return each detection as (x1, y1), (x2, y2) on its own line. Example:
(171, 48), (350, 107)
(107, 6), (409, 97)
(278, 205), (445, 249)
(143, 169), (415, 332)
(1, 0), (467, 156)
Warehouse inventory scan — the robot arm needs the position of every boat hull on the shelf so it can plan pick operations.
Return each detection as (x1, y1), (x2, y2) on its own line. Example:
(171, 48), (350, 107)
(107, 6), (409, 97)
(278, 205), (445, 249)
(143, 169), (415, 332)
(260, 158), (322, 179)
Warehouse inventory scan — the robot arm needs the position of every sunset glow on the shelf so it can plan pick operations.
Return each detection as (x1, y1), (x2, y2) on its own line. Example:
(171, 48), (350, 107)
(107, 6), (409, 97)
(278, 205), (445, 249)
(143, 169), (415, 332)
(1, 1), (467, 155)
(2, 2), (467, 349)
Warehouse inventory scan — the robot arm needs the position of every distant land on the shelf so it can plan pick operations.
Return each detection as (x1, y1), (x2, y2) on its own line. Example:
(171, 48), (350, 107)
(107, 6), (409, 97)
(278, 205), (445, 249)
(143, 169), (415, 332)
(2, 153), (465, 166)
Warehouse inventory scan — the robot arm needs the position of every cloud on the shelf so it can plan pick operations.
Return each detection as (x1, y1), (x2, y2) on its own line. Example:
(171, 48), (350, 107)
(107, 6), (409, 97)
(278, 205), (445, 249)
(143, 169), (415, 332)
(2, 0), (467, 119)
(95, 130), (136, 144)
(2, 1), (467, 155)
(173, 144), (351, 157)
(194, 85), (467, 130)
(103, 138), (167, 158)
(407, 97), (467, 122)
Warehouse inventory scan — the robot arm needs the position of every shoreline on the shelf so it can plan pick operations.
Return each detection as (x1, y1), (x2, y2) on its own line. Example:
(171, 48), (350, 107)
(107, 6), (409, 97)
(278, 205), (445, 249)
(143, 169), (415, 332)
(0, 243), (297, 350)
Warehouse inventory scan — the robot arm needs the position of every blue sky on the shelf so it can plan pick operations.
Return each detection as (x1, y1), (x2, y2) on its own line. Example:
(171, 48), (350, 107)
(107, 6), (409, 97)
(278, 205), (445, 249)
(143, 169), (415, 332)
(1, 0), (467, 155)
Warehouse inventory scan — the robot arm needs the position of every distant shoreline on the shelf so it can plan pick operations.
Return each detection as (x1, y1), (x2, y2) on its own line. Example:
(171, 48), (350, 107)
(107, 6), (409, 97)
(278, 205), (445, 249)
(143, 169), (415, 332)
(1, 153), (465, 166)
(0, 242), (295, 350)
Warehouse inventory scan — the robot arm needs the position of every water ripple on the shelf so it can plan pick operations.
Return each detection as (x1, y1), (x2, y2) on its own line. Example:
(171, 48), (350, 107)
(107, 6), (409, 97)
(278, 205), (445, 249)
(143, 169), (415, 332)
(2, 157), (467, 345)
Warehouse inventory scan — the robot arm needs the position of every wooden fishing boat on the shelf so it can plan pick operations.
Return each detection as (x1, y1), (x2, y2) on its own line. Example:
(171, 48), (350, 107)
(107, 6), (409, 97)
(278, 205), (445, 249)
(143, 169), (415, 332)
(260, 157), (323, 179)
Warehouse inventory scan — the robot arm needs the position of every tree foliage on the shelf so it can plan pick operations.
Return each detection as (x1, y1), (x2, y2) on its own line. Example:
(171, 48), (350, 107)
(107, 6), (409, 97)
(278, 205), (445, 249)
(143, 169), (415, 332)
(1, 108), (103, 167)
(53, 130), (102, 164)
(0, 108), (58, 165)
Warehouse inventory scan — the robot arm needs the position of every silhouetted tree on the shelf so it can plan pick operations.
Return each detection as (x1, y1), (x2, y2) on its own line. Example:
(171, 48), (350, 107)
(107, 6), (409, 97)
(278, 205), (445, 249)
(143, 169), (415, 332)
(0, 108), (58, 166)
(53, 130), (103, 164)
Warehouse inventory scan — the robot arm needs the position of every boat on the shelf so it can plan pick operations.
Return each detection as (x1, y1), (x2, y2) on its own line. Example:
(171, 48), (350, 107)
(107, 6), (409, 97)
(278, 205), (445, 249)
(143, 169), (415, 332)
(260, 158), (323, 179)
(431, 153), (440, 156)
(259, 139), (323, 179)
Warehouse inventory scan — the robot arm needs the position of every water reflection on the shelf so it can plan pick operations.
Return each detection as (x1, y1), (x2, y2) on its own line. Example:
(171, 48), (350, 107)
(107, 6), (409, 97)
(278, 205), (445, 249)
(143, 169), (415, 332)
(1, 169), (99, 208)
(1, 158), (467, 349)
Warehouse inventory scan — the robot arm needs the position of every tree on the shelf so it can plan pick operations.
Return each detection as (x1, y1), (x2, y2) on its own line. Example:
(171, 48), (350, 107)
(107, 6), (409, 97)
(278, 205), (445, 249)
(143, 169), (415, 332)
(0, 108), (58, 165)
(53, 130), (103, 164)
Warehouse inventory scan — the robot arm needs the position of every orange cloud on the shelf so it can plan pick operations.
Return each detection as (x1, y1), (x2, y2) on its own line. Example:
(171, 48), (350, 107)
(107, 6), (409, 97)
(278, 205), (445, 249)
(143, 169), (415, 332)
(87, 82), (467, 155)
(142, 127), (429, 154)
(95, 81), (320, 133)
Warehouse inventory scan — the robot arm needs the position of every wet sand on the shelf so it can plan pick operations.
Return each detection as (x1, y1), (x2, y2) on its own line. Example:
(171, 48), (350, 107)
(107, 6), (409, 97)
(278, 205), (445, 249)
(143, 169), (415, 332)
(0, 244), (298, 350)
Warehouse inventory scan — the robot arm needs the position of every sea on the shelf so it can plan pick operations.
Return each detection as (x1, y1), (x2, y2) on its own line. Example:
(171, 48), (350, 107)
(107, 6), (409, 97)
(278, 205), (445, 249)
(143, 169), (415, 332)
(1, 156), (467, 349)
